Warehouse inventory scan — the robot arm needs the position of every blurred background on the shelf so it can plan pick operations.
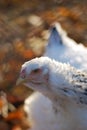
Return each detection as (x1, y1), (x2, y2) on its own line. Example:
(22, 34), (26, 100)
(0, 0), (87, 130)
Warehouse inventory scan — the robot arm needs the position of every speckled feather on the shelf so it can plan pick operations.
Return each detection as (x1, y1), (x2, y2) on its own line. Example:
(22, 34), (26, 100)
(22, 23), (87, 130)
(22, 57), (87, 106)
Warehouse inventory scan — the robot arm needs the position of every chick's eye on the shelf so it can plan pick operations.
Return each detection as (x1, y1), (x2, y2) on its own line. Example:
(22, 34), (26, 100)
(32, 69), (41, 73)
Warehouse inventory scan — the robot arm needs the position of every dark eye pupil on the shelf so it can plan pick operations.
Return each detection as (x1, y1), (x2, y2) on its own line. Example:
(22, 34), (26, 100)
(33, 69), (39, 73)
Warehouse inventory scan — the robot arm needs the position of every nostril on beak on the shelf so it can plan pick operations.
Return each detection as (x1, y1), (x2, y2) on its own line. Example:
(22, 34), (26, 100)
(20, 68), (26, 79)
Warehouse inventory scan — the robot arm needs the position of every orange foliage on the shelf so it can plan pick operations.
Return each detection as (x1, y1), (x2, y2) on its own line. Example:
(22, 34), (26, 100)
(42, 11), (56, 23)
(14, 40), (35, 59)
(57, 7), (80, 22)
(7, 94), (23, 104)
(5, 72), (16, 82)
(0, 51), (6, 61)
(0, 99), (4, 108)
(20, 49), (35, 59)
(12, 125), (22, 130)
(14, 40), (25, 54)
(5, 109), (24, 121)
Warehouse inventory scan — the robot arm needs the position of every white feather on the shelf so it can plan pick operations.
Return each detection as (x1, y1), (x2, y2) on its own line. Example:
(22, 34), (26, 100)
(24, 23), (87, 130)
(23, 57), (87, 130)
(24, 92), (59, 130)
(44, 22), (87, 71)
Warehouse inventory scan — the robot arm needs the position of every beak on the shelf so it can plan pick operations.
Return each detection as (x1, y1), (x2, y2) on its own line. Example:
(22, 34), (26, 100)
(16, 77), (25, 86)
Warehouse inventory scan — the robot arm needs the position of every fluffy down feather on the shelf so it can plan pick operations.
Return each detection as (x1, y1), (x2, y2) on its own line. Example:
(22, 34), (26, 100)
(23, 23), (87, 130)
(44, 22), (87, 71)
(18, 57), (87, 130)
